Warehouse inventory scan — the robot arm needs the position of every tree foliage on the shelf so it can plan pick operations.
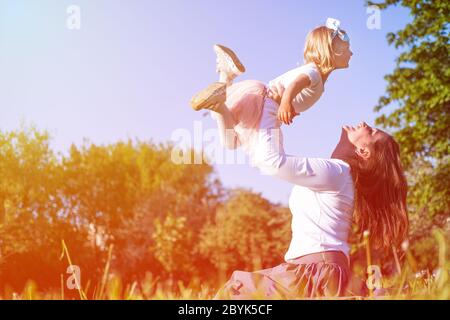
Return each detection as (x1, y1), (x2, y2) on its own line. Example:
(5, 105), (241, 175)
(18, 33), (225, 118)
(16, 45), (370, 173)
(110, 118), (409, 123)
(367, 0), (450, 269)
(368, 0), (449, 216)
(198, 189), (291, 275)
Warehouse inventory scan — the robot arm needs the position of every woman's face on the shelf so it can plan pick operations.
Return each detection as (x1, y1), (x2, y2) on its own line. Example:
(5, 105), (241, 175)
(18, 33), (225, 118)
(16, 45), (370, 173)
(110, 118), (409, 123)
(333, 38), (353, 69)
(343, 122), (386, 158)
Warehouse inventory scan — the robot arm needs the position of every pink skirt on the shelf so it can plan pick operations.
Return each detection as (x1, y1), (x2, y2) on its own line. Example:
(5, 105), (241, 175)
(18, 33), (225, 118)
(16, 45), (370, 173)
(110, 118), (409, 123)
(226, 80), (270, 147)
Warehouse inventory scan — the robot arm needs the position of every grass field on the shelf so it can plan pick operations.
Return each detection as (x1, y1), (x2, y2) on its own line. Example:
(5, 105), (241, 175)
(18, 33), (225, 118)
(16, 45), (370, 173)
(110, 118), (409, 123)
(3, 230), (448, 300)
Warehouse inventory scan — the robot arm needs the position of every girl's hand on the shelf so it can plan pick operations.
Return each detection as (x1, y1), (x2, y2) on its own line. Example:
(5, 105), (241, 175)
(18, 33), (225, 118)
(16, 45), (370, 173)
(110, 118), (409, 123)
(269, 91), (282, 105)
(268, 85), (284, 105)
(277, 102), (299, 125)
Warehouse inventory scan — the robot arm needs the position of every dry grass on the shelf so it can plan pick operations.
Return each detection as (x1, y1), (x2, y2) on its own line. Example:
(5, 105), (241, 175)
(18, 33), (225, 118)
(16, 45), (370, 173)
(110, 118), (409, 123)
(3, 230), (449, 300)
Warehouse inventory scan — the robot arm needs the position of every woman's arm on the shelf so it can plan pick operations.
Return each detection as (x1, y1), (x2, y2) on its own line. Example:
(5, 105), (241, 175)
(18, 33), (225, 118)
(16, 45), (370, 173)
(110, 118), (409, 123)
(273, 156), (349, 192)
(277, 73), (311, 125)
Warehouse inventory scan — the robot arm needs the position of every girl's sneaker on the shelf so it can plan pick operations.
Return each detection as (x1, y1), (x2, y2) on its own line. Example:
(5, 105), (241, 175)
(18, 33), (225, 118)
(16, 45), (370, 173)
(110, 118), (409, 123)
(214, 44), (246, 82)
(190, 82), (227, 111)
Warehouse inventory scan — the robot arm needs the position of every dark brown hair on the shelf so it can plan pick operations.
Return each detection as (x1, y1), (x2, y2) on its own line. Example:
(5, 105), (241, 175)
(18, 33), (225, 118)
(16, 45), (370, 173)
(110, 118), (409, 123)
(343, 134), (409, 252)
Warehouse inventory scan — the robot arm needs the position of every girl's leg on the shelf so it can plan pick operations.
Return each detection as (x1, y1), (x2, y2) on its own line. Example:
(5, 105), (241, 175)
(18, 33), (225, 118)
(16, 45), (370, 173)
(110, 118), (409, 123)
(208, 44), (246, 149)
(214, 44), (245, 86)
(210, 102), (241, 150)
(190, 44), (245, 149)
(189, 82), (241, 150)
(208, 66), (242, 149)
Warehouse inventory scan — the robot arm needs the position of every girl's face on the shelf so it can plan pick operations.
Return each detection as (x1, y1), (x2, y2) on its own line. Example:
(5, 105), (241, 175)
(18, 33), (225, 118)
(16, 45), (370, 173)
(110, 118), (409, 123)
(333, 38), (353, 69)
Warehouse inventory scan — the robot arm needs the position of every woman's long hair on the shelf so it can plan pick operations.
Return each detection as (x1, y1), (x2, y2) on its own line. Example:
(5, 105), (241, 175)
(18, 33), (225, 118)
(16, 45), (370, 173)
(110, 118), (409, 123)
(343, 134), (409, 252)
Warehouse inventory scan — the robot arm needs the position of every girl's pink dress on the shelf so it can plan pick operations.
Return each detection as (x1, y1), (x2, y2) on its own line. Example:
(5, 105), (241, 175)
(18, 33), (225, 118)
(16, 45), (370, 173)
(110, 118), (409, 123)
(225, 80), (270, 147)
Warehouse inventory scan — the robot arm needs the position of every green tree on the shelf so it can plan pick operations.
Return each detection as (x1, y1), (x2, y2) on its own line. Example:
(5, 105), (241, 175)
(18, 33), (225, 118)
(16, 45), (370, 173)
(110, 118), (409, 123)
(368, 0), (449, 269)
(152, 213), (196, 281)
(0, 125), (93, 292)
(61, 140), (222, 282)
(369, 0), (449, 216)
(198, 189), (291, 278)
(0, 126), (224, 292)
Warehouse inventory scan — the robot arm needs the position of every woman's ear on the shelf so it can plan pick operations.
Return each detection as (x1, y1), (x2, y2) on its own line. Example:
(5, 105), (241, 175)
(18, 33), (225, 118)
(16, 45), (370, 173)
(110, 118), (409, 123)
(355, 147), (371, 160)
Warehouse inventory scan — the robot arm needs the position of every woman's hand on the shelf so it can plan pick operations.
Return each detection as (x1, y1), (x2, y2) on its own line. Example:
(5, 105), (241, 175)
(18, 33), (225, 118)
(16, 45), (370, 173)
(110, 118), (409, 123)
(268, 86), (283, 105)
(277, 102), (299, 125)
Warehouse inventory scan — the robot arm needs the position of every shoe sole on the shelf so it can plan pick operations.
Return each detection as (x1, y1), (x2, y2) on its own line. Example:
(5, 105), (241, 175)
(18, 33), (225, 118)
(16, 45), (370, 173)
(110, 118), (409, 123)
(190, 82), (227, 111)
(214, 44), (246, 74)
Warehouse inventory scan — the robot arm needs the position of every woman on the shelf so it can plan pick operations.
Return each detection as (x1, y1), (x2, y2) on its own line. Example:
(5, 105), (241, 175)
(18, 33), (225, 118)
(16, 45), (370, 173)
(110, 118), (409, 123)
(213, 121), (409, 299)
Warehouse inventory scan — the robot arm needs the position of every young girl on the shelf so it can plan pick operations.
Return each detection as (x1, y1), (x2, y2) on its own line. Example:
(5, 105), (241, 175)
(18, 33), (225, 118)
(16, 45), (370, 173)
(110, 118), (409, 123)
(190, 18), (353, 183)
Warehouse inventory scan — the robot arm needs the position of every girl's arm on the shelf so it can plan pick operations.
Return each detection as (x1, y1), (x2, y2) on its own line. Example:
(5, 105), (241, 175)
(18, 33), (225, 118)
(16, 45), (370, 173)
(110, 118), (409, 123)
(277, 73), (311, 125)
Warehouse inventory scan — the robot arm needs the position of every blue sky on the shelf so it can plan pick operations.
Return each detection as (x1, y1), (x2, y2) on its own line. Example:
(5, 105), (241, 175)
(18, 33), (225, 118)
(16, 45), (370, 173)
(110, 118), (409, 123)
(0, 0), (411, 204)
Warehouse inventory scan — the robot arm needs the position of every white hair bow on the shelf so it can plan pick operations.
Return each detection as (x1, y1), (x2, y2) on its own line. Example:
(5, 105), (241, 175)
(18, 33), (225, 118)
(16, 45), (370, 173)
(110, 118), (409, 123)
(326, 18), (349, 42)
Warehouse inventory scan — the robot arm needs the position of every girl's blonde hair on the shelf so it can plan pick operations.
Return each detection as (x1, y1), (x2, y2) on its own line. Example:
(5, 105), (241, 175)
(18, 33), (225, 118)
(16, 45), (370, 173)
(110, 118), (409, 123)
(303, 26), (348, 75)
